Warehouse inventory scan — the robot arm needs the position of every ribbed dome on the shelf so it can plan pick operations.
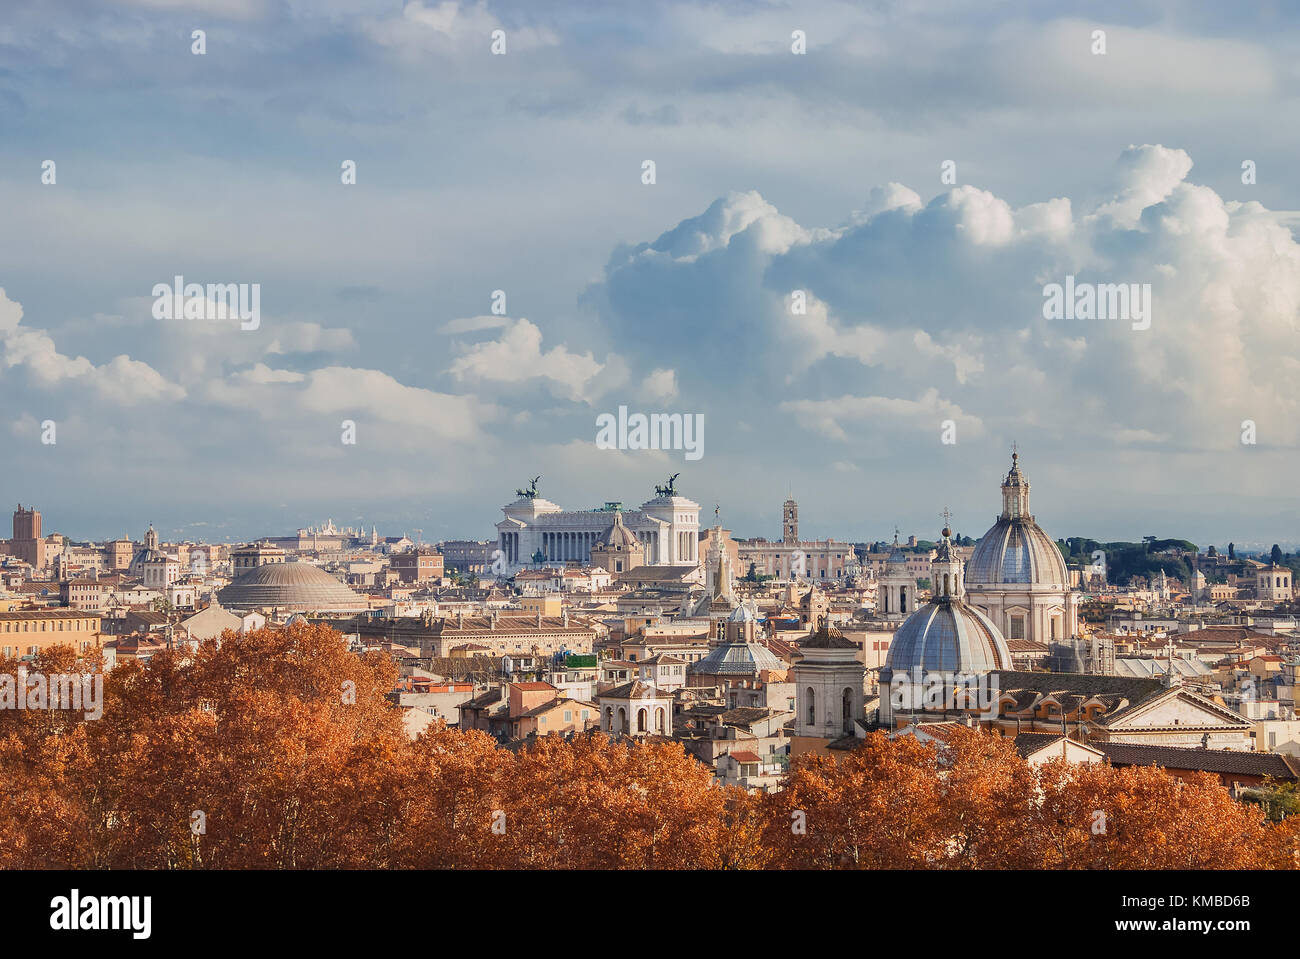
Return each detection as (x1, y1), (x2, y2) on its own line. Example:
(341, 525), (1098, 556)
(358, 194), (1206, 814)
(217, 562), (365, 610)
(967, 519), (1067, 586)
(885, 600), (1012, 674)
(690, 639), (784, 676)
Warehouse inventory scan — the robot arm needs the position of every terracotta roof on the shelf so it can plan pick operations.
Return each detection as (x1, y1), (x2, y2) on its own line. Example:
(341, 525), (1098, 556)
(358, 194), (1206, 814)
(719, 706), (776, 726)
(1006, 639), (1050, 652)
(1013, 732), (1066, 758)
(728, 750), (762, 763)
(0, 608), (99, 621)
(599, 680), (664, 699)
(1095, 743), (1300, 780)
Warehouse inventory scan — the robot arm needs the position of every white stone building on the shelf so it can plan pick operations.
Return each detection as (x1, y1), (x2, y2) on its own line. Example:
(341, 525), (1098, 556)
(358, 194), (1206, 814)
(496, 484), (699, 568)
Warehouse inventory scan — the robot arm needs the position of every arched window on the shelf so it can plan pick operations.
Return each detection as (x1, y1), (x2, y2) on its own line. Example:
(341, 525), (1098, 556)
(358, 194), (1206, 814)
(616, 706), (626, 732)
(842, 687), (854, 734)
(806, 687), (816, 726)
(655, 707), (666, 733)
(637, 707), (648, 732)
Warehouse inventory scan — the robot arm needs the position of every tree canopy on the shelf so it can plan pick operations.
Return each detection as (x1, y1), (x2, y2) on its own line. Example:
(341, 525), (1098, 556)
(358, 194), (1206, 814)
(1, 624), (1296, 870)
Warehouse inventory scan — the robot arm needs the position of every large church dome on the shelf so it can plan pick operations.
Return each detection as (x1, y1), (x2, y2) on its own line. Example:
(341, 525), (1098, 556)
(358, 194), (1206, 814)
(966, 452), (1068, 587)
(217, 561), (366, 611)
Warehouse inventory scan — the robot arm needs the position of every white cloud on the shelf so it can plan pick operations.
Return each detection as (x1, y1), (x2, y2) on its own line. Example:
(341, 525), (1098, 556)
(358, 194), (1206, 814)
(0, 288), (184, 404)
(449, 318), (605, 402)
(642, 368), (678, 402)
(781, 389), (982, 443)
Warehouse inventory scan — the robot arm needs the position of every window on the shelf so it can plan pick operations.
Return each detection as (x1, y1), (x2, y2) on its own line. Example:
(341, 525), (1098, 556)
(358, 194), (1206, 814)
(1009, 614), (1026, 640)
(564, 710), (572, 722)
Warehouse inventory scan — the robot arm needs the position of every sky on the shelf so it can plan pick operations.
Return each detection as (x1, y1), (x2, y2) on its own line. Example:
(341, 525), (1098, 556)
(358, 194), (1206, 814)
(2, 0), (1299, 549)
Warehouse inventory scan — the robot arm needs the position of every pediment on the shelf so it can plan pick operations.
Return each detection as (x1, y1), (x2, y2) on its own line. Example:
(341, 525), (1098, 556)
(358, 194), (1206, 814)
(1104, 688), (1251, 731)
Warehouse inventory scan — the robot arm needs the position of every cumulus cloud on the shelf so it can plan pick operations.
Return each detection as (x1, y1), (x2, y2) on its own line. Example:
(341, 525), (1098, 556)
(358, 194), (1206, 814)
(0, 288), (184, 403)
(584, 144), (1300, 464)
(449, 318), (606, 402)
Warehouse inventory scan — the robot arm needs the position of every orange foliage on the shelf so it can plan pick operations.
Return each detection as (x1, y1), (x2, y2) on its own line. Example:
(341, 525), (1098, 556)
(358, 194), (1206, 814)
(0, 624), (1296, 869)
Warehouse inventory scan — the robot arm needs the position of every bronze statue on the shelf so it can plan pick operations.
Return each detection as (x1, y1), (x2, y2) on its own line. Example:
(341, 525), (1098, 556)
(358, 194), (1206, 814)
(654, 472), (681, 497)
(515, 476), (541, 499)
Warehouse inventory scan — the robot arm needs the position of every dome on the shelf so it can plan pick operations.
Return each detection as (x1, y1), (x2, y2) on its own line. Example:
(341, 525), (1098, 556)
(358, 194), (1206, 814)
(217, 561), (365, 611)
(727, 603), (756, 623)
(691, 638), (784, 677)
(598, 511), (641, 549)
(966, 520), (1067, 586)
(966, 452), (1068, 587)
(885, 599), (1012, 674)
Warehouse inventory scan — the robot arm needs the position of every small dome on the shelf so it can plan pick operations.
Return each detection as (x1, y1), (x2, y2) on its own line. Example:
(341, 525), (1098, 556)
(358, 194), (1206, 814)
(885, 599), (1011, 674)
(691, 638), (784, 677)
(598, 511), (641, 549)
(727, 603), (756, 623)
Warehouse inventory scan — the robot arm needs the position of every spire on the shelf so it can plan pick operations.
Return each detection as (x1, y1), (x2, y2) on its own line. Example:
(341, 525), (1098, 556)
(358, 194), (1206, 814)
(931, 512), (964, 601)
(1000, 449), (1031, 520)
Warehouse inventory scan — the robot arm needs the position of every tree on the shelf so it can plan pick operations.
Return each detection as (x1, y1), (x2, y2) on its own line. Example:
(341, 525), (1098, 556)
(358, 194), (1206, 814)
(1229, 542), (1236, 559)
(760, 732), (948, 868)
(1273, 544), (1284, 565)
(5, 629), (1299, 871)
(1240, 778), (1300, 822)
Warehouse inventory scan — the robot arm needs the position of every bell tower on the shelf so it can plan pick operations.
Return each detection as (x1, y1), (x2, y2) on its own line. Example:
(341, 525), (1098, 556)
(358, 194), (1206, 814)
(783, 497), (798, 544)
